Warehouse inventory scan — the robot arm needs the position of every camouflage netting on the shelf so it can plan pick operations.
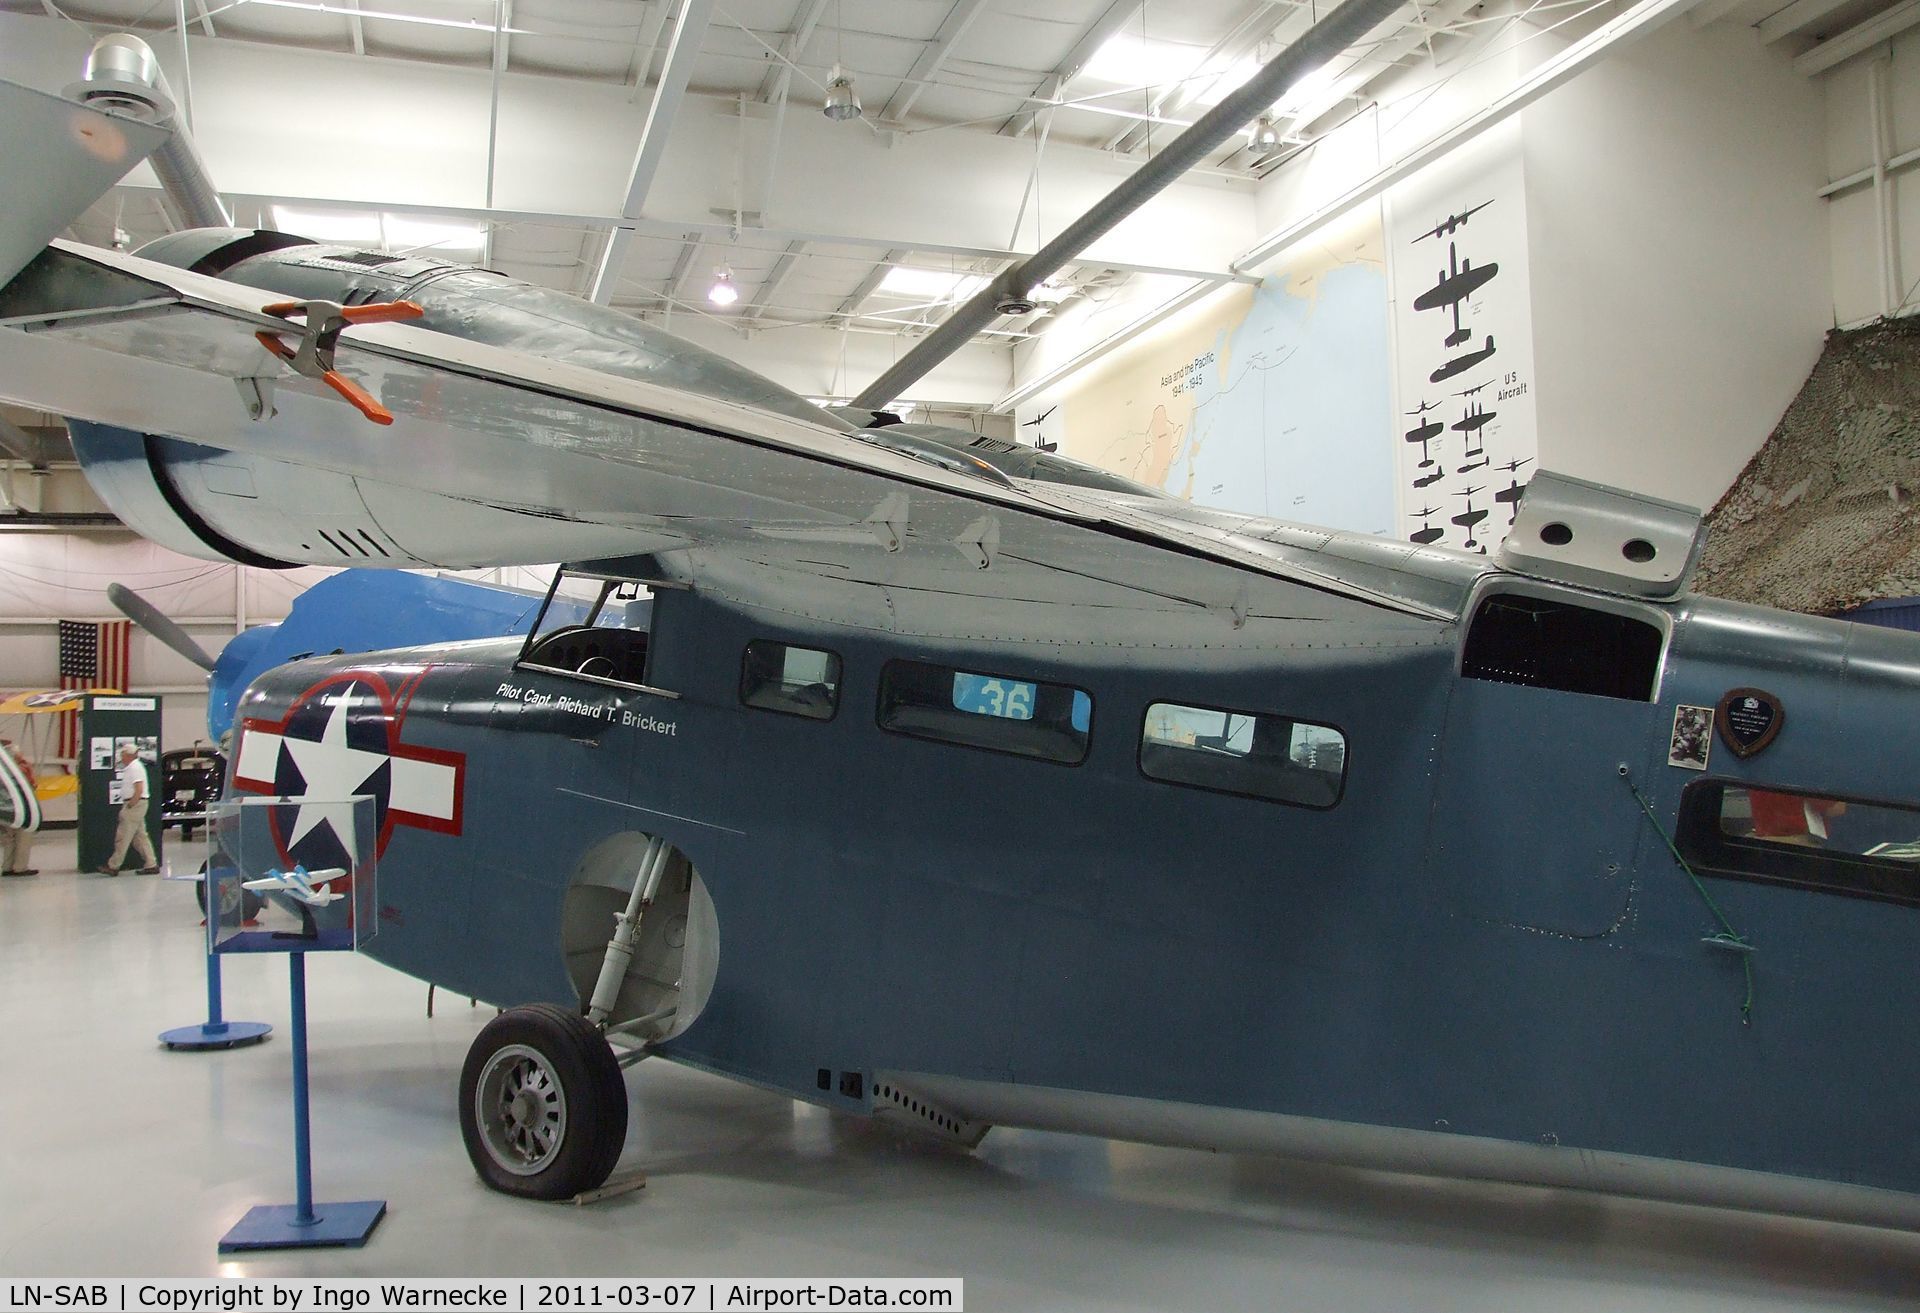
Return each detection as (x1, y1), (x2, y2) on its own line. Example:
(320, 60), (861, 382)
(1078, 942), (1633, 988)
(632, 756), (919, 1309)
(1696, 316), (1920, 614)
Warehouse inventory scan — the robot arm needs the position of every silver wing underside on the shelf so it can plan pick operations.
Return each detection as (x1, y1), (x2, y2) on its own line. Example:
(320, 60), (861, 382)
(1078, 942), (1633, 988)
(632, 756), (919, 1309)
(0, 243), (1486, 646)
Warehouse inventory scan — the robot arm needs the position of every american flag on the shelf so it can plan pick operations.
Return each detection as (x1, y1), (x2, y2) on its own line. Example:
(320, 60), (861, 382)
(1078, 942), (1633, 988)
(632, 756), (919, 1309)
(56, 619), (131, 759)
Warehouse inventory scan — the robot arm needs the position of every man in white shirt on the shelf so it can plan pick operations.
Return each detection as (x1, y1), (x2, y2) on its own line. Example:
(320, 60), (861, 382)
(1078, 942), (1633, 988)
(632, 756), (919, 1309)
(100, 741), (159, 875)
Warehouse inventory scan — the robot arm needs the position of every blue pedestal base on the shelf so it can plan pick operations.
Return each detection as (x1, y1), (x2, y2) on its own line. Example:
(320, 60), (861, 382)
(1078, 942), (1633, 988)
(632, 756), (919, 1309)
(160, 1020), (272, 1051)
(218, 1200), (386, 1252)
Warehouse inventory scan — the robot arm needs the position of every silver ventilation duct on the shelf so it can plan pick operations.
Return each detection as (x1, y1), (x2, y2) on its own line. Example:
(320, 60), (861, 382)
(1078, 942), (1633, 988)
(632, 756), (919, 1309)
(65, 34), (231, 231)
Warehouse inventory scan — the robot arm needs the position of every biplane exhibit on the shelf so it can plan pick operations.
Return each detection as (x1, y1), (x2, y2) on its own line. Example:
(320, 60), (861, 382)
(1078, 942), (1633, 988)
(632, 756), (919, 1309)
(0, 0), (1918, 1301)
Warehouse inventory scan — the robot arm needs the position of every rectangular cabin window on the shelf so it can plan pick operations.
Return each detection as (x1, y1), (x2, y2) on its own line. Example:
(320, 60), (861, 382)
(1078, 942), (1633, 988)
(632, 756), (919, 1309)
(1139, 702), (1346, 809)
(877, 660), (1091, 764)
(1460, 593), (1663, 701)
(740, 641), (841, 721)
(1676, 780), (1920, 906)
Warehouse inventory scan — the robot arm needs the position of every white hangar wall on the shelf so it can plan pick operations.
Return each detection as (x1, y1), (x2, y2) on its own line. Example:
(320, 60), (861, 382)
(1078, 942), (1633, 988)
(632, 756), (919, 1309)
(1520, 16), (1830, 511)
(1823, 29), (1920, 330)
(1013, 10), (1835, 540)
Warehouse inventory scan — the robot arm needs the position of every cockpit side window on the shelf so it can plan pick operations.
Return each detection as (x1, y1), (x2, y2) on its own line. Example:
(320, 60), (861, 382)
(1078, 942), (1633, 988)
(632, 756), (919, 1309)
(1461, 593), (1662, 701)
(741, 641), (841, 721)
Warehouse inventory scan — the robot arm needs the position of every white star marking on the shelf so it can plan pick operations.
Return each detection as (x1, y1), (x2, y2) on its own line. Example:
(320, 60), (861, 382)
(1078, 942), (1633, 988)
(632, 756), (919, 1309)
(279, 692), (387, 854)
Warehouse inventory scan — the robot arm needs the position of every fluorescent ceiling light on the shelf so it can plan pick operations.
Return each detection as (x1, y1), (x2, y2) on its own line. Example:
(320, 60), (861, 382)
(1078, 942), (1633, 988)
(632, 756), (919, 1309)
(879, 267), (986, 301)
(1275, 63), (1339, 115)
(1192, 55), (1260, 107)
(383, 214), (484, 255)
(272, 205), (380, 244)
(271, 206), (484, 257)
(1079, 33), (1208, 90)
(238, 0), (532, 34)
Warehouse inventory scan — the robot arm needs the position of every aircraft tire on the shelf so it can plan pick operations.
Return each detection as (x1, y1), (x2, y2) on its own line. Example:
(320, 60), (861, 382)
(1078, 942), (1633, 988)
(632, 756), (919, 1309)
(459, 1003), (628, 1200)
(192, 859), (265, 926)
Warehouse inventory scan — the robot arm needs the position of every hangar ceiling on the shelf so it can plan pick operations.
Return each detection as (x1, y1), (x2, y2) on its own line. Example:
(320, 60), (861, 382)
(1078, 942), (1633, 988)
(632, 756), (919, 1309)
(0, 0), (1909, 407)
(1, 0), (1508, 354)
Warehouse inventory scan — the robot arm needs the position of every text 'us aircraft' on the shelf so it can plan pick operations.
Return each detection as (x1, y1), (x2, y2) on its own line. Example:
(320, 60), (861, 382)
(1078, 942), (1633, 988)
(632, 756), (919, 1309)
(8, 28), (1920, 1231)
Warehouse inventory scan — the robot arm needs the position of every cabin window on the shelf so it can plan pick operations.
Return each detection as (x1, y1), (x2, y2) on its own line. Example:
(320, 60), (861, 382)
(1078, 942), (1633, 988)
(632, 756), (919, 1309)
(1139, 702), (1346, 809)
(1675, 779), (1920, 906)
(1461, 593), (1662, 701)
(740, 641), (841, 721)
(877, 660), (1091, 764)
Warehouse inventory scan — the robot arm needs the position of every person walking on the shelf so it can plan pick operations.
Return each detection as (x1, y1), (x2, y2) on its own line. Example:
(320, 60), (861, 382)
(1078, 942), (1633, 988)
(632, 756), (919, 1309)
(99, 741), (159, 875)
(0, 737), (36, 877)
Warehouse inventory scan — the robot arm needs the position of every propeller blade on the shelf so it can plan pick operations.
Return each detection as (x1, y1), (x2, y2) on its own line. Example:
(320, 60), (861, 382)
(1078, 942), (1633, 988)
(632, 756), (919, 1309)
(107, 583), (216, 672)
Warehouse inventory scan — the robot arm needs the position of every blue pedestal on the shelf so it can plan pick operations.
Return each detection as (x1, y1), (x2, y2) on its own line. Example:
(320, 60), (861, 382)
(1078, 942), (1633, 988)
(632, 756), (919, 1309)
(161, 1019), (272, 1051)
(219, 1200), (386, 1252)
(218, 954), (385, 1254)
(161, 940), (271, 1051)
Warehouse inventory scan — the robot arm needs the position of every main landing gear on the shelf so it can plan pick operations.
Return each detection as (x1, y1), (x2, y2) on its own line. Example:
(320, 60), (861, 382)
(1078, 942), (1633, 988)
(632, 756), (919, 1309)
(457, 833), (709, 1199)
(458, 1004), (628, 1200)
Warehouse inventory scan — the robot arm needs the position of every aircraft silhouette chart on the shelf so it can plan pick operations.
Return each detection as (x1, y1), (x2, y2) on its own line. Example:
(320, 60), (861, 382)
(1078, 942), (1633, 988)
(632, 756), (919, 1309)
(1452, 402), (1495, 437)
(1021, 405), (1059, 453)
(12, 70), (1920, 1234)
(1412, 242), (1500, 347)
(1450, 486), (1489, 549)
(1405, 399), (1442, 417)
(1496, 459), (1536, 523)
(1413, 201), (1493, 243)
(1403, 418), (1443, 468)
(1411, 466), (1447, 488)
(1432, 336), (1497, 384)
(1454, 381), (1491, 398)
(1408, 506), (1445, 546)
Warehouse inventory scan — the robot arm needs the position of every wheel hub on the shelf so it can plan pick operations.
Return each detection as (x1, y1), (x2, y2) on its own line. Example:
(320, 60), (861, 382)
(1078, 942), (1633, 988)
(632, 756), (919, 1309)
(474, 1043), (569, 1176)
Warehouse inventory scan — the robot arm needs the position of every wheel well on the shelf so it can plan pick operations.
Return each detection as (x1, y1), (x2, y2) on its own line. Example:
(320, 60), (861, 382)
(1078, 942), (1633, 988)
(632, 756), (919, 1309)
(560, 832), (716, 1040)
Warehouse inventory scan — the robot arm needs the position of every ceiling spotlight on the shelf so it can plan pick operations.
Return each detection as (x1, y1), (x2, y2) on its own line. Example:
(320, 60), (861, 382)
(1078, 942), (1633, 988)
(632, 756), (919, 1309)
(708, 268), (739, 307)
(823, 67), (862, 122)
(1249, 115), (1283, 152)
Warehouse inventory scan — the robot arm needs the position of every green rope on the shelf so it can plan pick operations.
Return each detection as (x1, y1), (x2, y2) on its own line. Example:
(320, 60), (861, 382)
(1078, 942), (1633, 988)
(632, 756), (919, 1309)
(1621, 769), (1754, 1025)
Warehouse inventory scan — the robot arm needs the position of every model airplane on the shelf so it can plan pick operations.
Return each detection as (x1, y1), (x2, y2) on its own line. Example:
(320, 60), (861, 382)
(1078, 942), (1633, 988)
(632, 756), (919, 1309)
(8, 47), (1920, 1238)
(243, 864), (347, 907)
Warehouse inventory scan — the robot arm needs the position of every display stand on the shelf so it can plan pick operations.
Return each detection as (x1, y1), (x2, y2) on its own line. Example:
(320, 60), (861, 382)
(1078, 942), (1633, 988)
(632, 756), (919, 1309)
(160, 944), (272, 1051)
(207, 795), (386, 1253)
(220, 952), (385, 1251)
(162, 834), (271, 1050)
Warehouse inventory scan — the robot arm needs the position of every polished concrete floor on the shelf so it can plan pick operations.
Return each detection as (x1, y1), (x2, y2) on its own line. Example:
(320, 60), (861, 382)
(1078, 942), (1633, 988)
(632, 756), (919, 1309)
(4, 841), (1920, 1309)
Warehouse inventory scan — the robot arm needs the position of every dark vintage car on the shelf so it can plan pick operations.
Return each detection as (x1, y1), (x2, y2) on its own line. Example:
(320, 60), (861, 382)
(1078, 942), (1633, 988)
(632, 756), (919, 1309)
(160, 746), (225, 840)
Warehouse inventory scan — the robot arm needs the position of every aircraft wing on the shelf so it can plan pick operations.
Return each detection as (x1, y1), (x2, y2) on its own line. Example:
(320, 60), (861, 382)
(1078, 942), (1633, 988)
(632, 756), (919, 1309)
(0, 82), (167, 287)
(0, 242), (1459, 625)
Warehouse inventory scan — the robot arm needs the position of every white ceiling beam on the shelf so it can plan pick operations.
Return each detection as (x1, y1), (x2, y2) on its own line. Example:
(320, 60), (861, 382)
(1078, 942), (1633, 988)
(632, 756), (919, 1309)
(345, 0), (366, 55)
(838, 249), (905, 318)
(758, 0), (831, 103)
(590, 0), (717, 303)
(1793, 0), (1920, 74)
(1757, 0), (1863, 42)
(1687, 0), (1750, 27)
(1104, 0), (1299, 154)
(663, 232), (704, 310)
(879, 0), (991, 123)
(745, 239), (807, 322)
(1236, 0), (1708, 272)
(1002, 0), (1142, 136)
(193, 0), (215, 37)
(623, 0), (671, 91)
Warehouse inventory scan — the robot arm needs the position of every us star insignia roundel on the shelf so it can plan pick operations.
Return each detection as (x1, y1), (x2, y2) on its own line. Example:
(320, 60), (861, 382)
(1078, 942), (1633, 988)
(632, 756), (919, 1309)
(233, 670), (465, 873)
